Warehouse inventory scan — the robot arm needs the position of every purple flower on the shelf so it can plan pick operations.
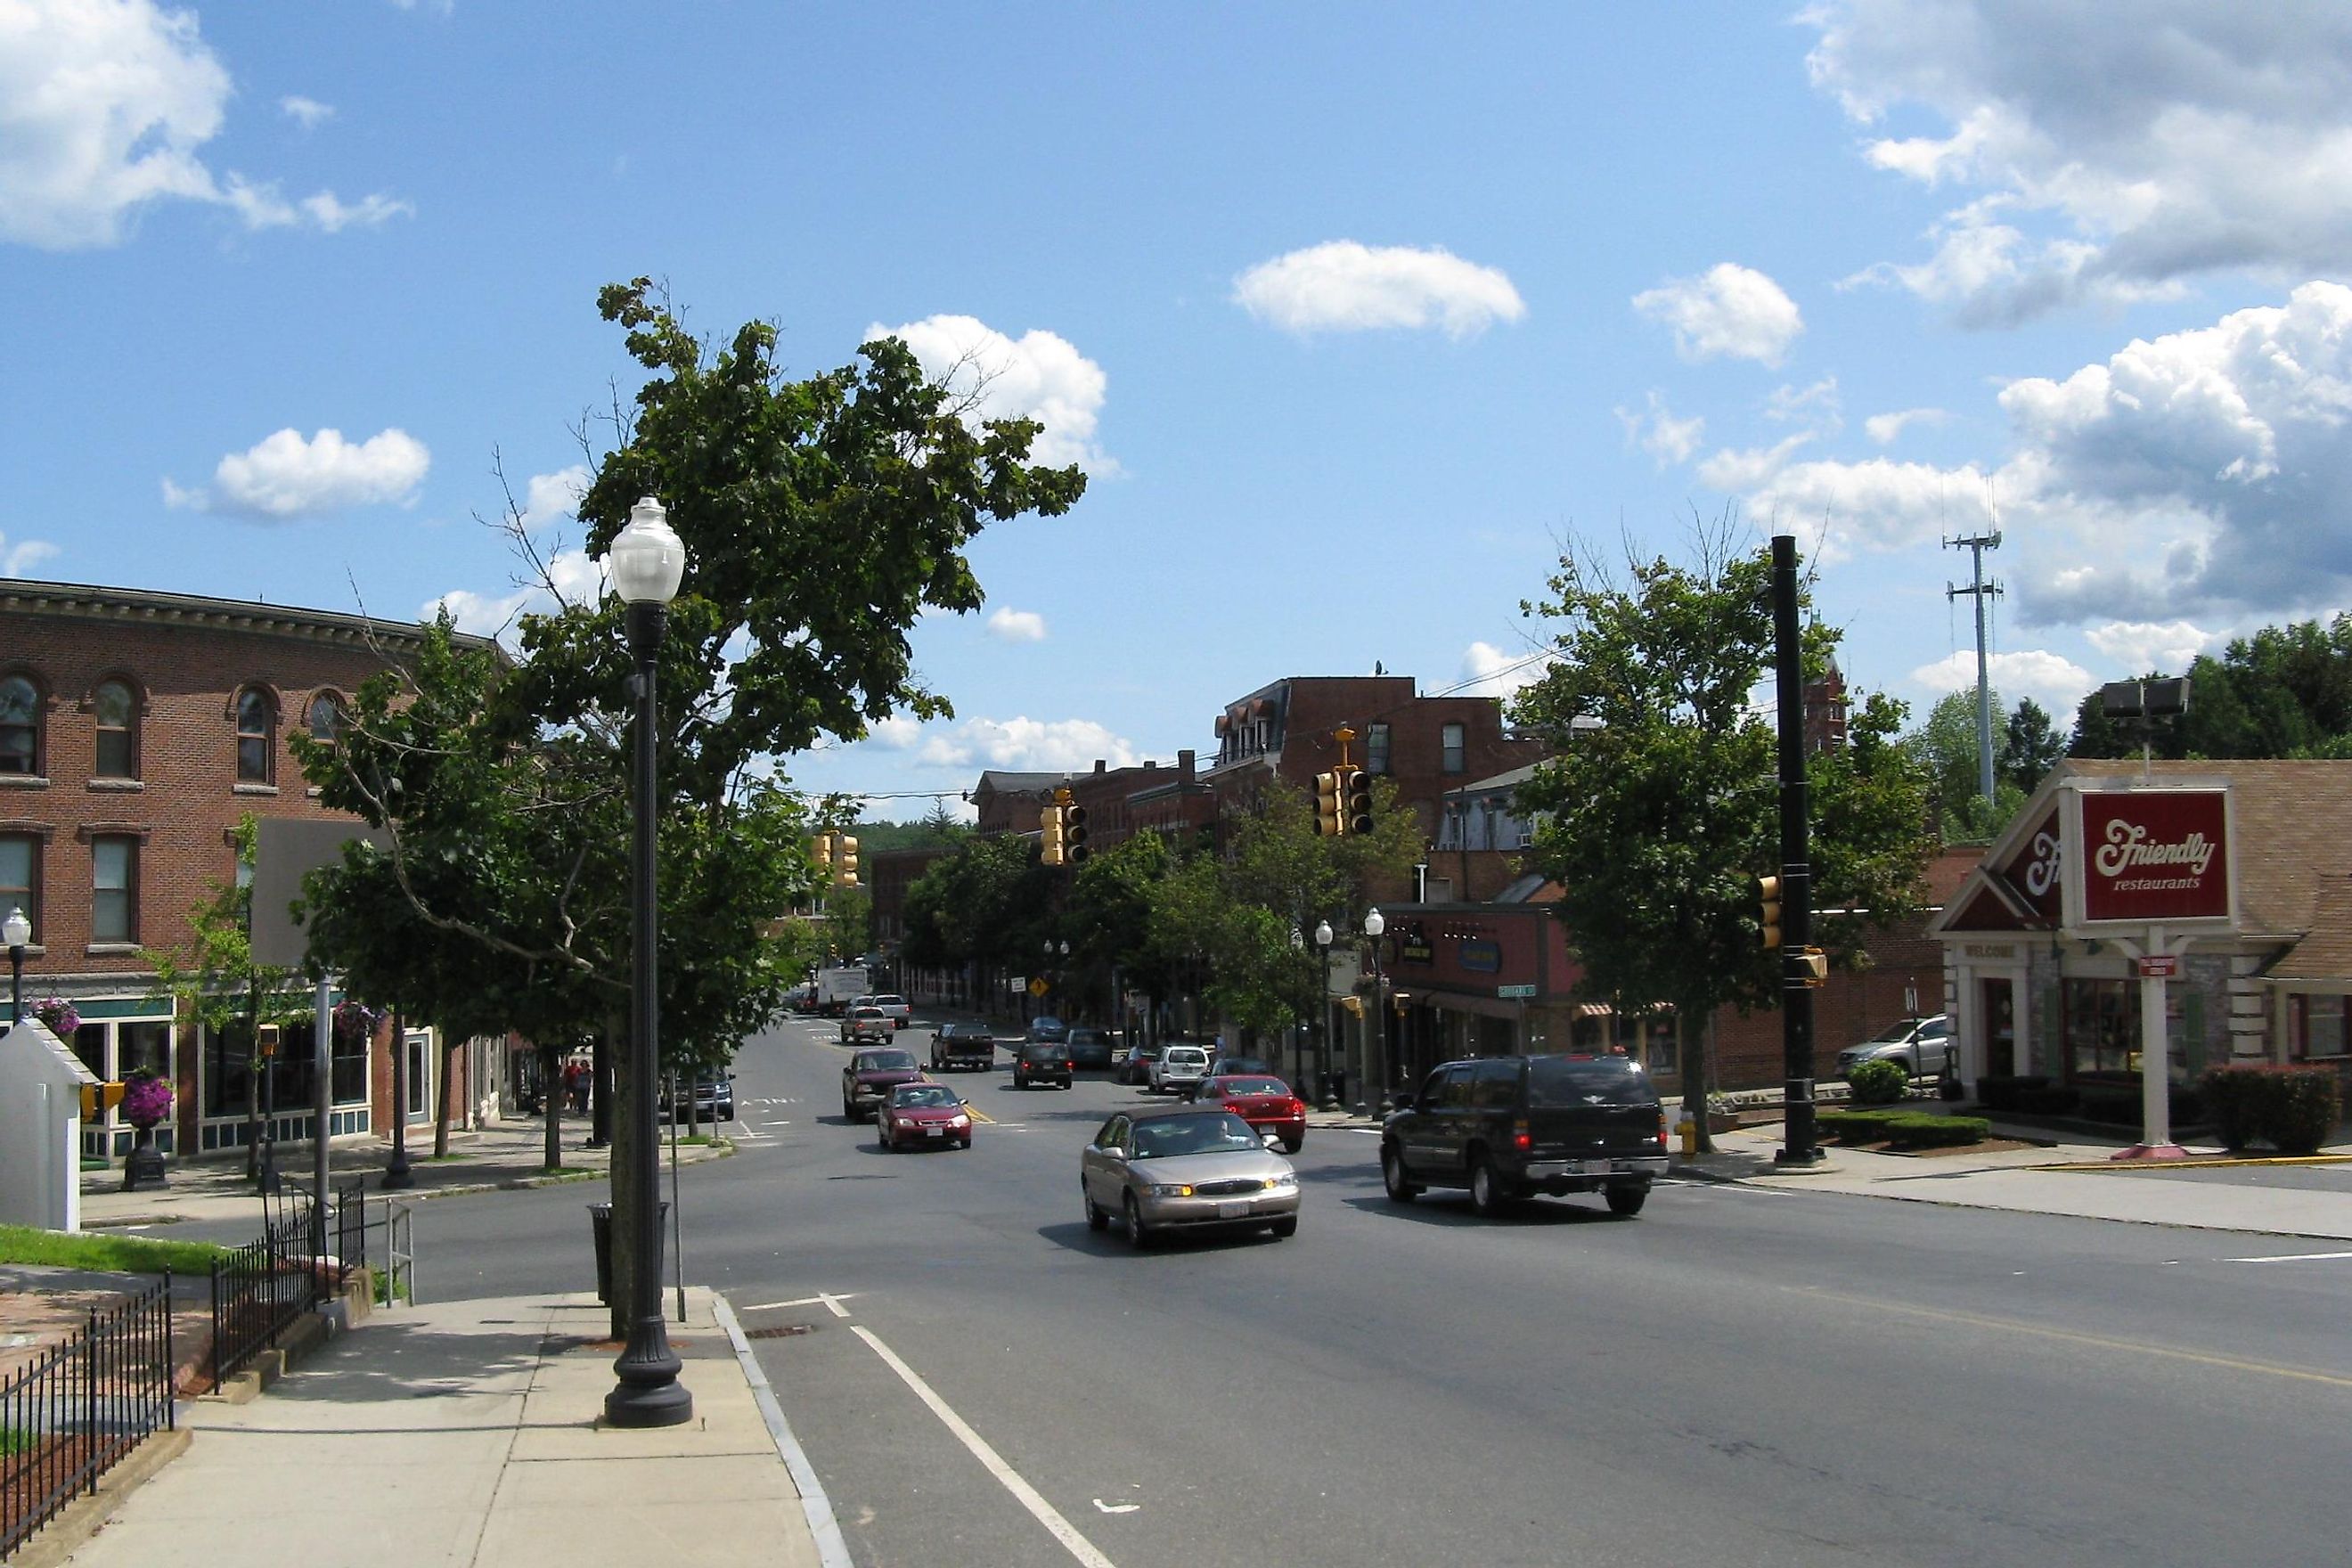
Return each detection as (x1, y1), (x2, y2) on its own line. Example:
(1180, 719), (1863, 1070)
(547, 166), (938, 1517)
(122, 1071), (175, 1130)
(32, 997), (80, 1035)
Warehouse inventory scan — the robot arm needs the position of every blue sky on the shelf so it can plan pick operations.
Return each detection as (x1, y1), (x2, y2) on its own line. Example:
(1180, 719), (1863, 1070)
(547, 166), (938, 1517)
(9, 2), (2352, 816)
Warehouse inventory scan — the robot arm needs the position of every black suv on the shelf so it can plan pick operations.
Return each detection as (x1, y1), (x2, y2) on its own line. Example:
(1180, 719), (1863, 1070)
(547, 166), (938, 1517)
(1012, 1040), (1074, 1090)
(1380, 1055), (1668, 1218)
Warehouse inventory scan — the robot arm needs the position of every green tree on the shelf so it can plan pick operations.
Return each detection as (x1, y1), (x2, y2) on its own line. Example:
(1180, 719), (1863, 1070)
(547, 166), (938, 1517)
(2066, 613), (2352, 760)
(1510, 527), (1934, 1150)
(2001, 698), (2065, 793)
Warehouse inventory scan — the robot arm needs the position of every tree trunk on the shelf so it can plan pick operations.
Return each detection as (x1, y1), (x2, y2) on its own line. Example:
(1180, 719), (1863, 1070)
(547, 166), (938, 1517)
(1686, 1003), (1716, 1155)
(538, 1042), (562, 1172)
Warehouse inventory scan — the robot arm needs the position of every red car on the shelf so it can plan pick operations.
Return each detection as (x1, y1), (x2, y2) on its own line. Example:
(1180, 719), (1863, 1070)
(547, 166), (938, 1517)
(1193, 1075), (1306, 1153)
(877, 1082), (973, 1151)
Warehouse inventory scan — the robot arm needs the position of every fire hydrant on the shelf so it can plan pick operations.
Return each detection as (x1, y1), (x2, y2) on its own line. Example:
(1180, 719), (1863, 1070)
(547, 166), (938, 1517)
(1676, 1108), (1699, 1158)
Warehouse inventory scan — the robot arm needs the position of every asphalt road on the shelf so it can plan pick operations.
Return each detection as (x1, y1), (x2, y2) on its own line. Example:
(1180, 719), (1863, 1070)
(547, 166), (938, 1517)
(395, 1013), (2352, 1568)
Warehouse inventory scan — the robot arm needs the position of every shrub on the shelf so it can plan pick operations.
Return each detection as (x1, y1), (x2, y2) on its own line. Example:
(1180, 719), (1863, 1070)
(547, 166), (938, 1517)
(1818, 1109), (1900, 1142)
(2201, 1065), (2343, 1156)
(1883, 1114), (1989, 1148)
(1847, 1059), (1909, 1106)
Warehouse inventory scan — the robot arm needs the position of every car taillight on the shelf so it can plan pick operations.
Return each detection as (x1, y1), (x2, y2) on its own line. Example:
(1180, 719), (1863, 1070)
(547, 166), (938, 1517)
(1065, 1060), (1074, 1070)
(1284, 1098), (1303, 1115)
(1513, 1117), (1532, 1152)
(1657, 1111), (1670, 1147)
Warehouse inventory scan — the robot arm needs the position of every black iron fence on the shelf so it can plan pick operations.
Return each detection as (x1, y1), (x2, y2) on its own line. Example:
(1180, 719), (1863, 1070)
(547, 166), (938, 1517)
(209, 1189), (327, 1392)
(0, 1276), (176, 1558)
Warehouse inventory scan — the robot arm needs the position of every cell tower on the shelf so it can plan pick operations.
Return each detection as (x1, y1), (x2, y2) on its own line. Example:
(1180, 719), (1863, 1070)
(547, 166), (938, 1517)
(1945, 524), (2005, 802)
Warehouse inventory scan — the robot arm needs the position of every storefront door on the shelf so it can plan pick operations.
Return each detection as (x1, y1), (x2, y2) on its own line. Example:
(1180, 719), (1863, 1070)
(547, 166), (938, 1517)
(1980, 978), (2016, 1076)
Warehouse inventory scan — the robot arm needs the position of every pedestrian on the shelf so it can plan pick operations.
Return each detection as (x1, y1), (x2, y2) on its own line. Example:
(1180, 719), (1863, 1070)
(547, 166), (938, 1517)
(566, 1058), (589, 1114)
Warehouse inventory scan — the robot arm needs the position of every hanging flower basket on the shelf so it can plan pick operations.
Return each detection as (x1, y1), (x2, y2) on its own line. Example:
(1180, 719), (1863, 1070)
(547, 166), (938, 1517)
(333, 1000), (385, 1045)
(32, 996), (80, 1035)
(120, 1069), (173, 1192)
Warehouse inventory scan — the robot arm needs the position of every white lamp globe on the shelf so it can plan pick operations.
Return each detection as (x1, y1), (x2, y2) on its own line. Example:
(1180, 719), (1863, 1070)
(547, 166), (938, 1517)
(607, 496), (686, 606)
(1363, 908), (1384, 939)
(3, 907), (28, 948)
(1314, 919), (1333, 947)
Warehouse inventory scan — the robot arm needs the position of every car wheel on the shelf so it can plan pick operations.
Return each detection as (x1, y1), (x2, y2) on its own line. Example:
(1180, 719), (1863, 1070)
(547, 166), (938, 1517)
(1280, 1134), (1303, 1154)
(1605, 1184), (1649, 1218)
(1268, 1214), (1298, 1239)
(1083, 1184), (1109, 1231)
(1122, 1193), (1154, 1249)
(841, 1098), (853, 1120)
(1468, 1154), (1509, 1217)
(1382, 1145), (1421, 1203)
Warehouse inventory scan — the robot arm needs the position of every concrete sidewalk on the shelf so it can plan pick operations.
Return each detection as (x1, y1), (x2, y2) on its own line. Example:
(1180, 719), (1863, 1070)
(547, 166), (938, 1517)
(53, 1288), (842, 1568)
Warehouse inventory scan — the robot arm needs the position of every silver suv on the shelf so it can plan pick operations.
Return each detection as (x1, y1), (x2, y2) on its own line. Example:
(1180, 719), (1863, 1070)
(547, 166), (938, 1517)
(1837, 1016), (1951, 1079)
(1150, 1044), (1211, 1095)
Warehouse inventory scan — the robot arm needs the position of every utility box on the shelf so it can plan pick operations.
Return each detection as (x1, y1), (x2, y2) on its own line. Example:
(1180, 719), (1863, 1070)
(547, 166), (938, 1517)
(0, 1018), (98, 1231)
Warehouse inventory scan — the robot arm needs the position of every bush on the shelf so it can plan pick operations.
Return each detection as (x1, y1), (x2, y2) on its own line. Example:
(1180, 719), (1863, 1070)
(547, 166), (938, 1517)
(1883, 1114), (1989, 1148)
(1818, 1109), (1900, 1142)
(2201, 1066), (2343, 1156)
(1847, 1059), (1909, 1106)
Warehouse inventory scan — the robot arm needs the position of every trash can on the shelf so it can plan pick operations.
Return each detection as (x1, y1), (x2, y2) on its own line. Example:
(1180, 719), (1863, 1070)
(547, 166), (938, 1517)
(588, 1201), (669, 1306)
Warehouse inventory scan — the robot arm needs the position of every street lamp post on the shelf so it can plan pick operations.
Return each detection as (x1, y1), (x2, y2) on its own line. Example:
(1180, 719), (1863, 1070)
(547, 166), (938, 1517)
(1361, 908), (1386, 1117)
(4, 905), (29, 1027)
(1313, 919), (1334, 1109)
(603, 496), (693, 1430)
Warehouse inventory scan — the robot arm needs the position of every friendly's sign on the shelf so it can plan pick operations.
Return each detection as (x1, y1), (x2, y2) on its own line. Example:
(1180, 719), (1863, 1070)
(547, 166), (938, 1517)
(2063, 785), (2234, 929)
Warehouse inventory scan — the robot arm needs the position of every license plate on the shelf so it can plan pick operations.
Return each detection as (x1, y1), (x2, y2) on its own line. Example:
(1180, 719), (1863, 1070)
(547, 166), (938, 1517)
(927, 1126), (943, 1137)
(1579, 1160), (1605, 1175)
(1217, 1200), (1249, 1220)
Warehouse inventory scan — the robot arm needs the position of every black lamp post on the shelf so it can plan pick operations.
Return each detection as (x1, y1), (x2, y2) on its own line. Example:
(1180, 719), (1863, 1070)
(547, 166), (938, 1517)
(603, 496), (693, 1430)
(1313, 919), (1335, 1109)
(4, 905), (29, 1027)
(1361, 908), (1387, 1117)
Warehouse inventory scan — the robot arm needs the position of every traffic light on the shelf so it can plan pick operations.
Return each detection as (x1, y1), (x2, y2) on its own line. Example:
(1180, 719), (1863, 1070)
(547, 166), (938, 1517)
(1343, 768), (1374, 836)
(1314, 771), (1344, 837)
(813, 832), (835, 880)
(1064, 803), (1090, 863)
(1040, 800), (1066, 866)
(834, 834), (859, 887)
(1796, 947), (1828, 986)
(1758, 874), (1783, 950)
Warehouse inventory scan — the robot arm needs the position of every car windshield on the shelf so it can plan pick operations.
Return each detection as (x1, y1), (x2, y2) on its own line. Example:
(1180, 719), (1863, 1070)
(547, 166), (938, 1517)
(853, 1008), (885, 1019)
(1217, 1077), (1288, 1097)
(1165, 1049), (1207, 1066)
(1128, 1113), (1262, 1159)
(875, 995), (906, 1008)
(857, 1051), (916, 1072)
(1869, 1018), (1923, 1042)
(1525, 1057), (1653, 1108)
(892, 1084), (957, 1107)
(1068, 1028), (1108, 1044)
(1020, 1044), (1063, 1061)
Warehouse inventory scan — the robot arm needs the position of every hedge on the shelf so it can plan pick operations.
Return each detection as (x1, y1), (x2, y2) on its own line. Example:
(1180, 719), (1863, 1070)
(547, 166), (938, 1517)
(1817, 1109), (1989, 1148)
(1846, 1058), (1910, 1106)
(2201, 1065), (2343, 1156)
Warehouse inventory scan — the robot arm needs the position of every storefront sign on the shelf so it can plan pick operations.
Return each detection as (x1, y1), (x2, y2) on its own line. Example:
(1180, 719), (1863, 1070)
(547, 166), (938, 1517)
(1458, 939), (1502, 974)
(1964, 943), (2018, 960)
(2136, 954), (2179, 978)
(1997, 807), (2064, 922)
(2069, 787), (2234, 927)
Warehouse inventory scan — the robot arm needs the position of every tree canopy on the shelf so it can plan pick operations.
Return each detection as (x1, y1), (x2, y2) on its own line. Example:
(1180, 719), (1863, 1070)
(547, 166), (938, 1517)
(2068, 613), (2352, 761)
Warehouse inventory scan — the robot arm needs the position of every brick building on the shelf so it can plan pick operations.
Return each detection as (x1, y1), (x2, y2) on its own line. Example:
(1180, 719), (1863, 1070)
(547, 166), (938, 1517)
(0, 579), (497, 1164)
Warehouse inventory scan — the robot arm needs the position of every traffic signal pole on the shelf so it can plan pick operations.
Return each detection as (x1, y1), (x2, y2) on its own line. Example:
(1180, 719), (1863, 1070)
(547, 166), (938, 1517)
(1771, 535), (1825, 1166)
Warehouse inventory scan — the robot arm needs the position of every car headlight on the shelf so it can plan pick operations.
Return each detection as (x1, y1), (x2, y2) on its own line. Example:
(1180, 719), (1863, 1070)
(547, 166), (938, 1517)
(949, 1114), (969, 1128)
(1264, 1172), (1298, 1191)
(1147, 1182), (1195, 1198)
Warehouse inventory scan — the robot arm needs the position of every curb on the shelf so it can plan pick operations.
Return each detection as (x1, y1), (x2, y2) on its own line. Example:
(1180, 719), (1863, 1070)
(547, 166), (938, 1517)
(4, 1426), (192, 1568)
(712, 1294), (854, 1568)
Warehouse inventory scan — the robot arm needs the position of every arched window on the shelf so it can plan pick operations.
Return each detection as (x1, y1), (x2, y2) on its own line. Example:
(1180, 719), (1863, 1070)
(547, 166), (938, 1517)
(235, 688), (276, 784)
(0, 674), (39, 775)
(307, 691), (345, 746)
(94, 678), (138, 779)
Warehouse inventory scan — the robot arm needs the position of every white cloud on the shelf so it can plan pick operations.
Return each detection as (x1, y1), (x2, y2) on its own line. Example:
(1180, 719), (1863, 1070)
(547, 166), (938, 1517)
(2083, 619), (2217, 674)
(912, 717), (1139, 772)
(1631, 263), (1803, 365)
(867, 314), (1114, 474)
(1865, 406), (1949, 445)
(1695, 433), (1818, 494)
(1615, 391), (1705, 467)
(168, 427), (430, 519)
(280, 96), (334, 130)
(1909, 649), (2095, 715)
(1806, 1), (2352, 323)
(0, 0), (408, 248)
(1766, 375), (1843, 433)
(1735, 453), (1994, 559)
(511, 465), (590, 532)
(865, 715), (923, 750)
(1, 533), (60, 576)
(985, 607), (1047, 643)
(1458, 641), (1554, 700)
(1232, 241), (1527, 339)
(426, 549), (605, 641)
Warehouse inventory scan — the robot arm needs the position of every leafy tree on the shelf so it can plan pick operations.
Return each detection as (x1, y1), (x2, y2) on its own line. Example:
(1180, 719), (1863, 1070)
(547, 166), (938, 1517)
(2066, 613), (2352, 760)
(1510, 526), (1934, 1150)
(2001, 698), (2065, 793)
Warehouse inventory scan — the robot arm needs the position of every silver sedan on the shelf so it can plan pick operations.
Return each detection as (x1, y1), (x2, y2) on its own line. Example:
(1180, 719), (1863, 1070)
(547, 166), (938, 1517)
(1080, 1105), (1301, 1247)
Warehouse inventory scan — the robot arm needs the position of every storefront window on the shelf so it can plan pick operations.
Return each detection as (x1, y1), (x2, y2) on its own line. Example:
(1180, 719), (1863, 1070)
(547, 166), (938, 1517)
(2291, 993), (2348, 1060)
(72, 1022), (107, 1080)
(119, 1020), (172, 1078)
(2063, 977), (2136, 1078)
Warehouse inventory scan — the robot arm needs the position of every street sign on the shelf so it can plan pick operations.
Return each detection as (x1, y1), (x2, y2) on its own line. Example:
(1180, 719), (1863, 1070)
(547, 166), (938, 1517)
(1496, 984), (1537, 999)
(2136, 954), (2179, 979)
(1028, 977), (1049, 998)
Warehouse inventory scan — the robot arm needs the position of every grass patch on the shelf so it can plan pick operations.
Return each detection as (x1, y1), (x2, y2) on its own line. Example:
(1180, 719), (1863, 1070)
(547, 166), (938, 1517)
(0, 1222), (229, 1276)
(1, 1426), (34, 1457)
(674, 1134), (715, 1147)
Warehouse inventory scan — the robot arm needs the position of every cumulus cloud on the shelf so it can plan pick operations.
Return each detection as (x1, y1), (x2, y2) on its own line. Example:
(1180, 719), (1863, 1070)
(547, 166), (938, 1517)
(1766, 375), (1843, 433)
(1865, 406), (1949, 445)
(426, 550), (606, 641)
(1910, 648), (2096, 715)
(167, 428), (430, 519)
(1734, 453), (1994, 559)
(0, 0), (408, 248)
(280, 96), (334, 130)
(912, 717), (1139, 772)
(868, 314), (1114, 474)
(1615, 391), (1705, 467)
(985, 608), (1047, 643)
(1, 533), (60, 576)
(1458, 641), (1555, 700)
(1232, 241), (1527, 339)
(1806, 1), (2352, 323)
(2083, 619), (2217, 674)
(1632, 263), (1804, 365)
(510, 465), (590, 532)
(1695, 433), (1820, 494)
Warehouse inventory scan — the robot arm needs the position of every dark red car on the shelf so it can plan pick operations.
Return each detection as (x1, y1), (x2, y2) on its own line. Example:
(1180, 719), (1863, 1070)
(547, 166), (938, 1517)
(1193, 1075), (1306, 1153)
(877, 1082), (973, 1150)
(842, 1047), (924, 1122)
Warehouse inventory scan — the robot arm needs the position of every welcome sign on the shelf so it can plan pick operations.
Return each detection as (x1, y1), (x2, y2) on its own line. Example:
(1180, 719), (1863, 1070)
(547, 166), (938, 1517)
(2065, 785), (2234, 928)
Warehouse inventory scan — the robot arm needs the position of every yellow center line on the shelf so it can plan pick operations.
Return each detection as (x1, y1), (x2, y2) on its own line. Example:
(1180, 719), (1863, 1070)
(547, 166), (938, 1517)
(1787, 1285), (2352, 1390)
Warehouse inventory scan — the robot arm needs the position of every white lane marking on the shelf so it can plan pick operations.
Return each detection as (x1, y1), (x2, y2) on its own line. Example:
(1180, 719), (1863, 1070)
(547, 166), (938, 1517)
(742, 1291), (859, 1317)
(852, 1325), (1121, 1568)
(2225, 1249), (2352, 1264)
(1091, 1500), (1139, 1515)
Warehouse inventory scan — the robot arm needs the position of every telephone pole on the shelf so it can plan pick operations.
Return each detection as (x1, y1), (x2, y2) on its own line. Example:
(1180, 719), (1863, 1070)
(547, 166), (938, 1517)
(1945, 528), (2004, 802)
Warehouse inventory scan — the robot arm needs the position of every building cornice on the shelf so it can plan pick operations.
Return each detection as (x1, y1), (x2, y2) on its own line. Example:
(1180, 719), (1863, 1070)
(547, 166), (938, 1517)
(0, 578), (503, 662)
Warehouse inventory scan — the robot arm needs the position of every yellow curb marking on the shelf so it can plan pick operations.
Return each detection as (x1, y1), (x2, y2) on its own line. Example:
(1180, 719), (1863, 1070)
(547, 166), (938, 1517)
(2038, 1154), (2352, 1173)
(1790, 1285), (2352, 1390)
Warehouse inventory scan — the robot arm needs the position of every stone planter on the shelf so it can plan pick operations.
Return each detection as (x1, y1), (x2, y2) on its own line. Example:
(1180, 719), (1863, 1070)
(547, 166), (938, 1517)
(121, 1123), (169, 1191)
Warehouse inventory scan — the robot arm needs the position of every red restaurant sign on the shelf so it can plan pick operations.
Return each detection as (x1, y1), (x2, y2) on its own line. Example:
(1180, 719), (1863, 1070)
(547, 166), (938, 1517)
(2070, 788), (2234, 927)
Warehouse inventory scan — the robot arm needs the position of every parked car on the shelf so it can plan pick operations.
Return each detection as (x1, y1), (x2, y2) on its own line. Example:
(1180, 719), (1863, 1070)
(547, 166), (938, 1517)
(1381, 1054), (1668, 1218)
(667, 1070), (736, 1122)
(1188, 1055), (1273, 1097)
(1116, 1041), (1164, 1086)
(1150, 1044), (1212, 1096)
(1836, 1015), (1952, 1079)
(839, 1005), (894, 1046)
(877, 1082), (972, 1151)
(1193, 1075), (1306, 1152)
(1081, 1104), (1301, 1246)
(1026, 1015), (1070, 1044)
(1013, 1040), (1074, 1090)
(841, 1048), (924, 1121)
(784, 984), (818, 1014)
(929, 1022), (997, 1073)
(1065, 1026), (1116, 1070)
(869, 994), (913, 1031)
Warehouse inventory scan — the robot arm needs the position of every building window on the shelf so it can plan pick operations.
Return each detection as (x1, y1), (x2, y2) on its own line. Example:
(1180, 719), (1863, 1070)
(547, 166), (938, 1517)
(307, 691), (345, 745)
(1441, 722), (1466, 773)
(1366, 723), (1391, 775)
(1, 833), (37, 941)
(2062, 977), (2136, 1078)
(92, 835), (137, 943)
(0, 674), (39, 775)
(235, 688), (275, 783)
(2290, 992), (2348, 1060)
(94, 678), (138, 779)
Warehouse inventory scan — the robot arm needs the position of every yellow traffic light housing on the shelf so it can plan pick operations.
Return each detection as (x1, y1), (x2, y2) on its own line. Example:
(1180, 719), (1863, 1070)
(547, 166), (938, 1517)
(1343, 768), (1374, 837)
(1314, 771), (1344, 837)
(1065, 802), (1090, 864)
(835, 834), (860, 887)
(813, 832), (835, 879)
(1040, 800), (1065, 866)
(1758, 874), (1783, 950)
(1798, 946), (1828, 986)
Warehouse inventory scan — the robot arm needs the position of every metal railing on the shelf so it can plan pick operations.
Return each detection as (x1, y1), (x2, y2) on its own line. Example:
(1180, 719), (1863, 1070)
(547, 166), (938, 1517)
(208, 1187), (331, 1392)
(0, 1276), (176, 1558)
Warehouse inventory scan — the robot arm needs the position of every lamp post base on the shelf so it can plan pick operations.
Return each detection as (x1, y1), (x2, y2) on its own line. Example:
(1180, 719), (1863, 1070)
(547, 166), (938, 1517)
(603, 1327), (692, 1428)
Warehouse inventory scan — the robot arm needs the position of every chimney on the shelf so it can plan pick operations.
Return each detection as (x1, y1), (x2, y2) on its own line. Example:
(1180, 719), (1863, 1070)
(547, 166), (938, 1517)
(1178, 748), (1196, 784)
(1094, 758), (1107, 774)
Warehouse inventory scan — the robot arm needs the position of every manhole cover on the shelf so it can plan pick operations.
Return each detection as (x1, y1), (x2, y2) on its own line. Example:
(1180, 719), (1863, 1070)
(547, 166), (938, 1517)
(745, 1324), (815, 1340)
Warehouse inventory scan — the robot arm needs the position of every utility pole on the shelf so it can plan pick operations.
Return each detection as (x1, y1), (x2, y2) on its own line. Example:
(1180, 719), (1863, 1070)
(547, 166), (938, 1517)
(1945, 528), (2005, 803)
(1770, 535), (1824, 1166)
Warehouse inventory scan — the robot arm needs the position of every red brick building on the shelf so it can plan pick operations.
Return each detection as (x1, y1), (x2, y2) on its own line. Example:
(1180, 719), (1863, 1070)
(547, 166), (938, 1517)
(1, 579), (495, 1163)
